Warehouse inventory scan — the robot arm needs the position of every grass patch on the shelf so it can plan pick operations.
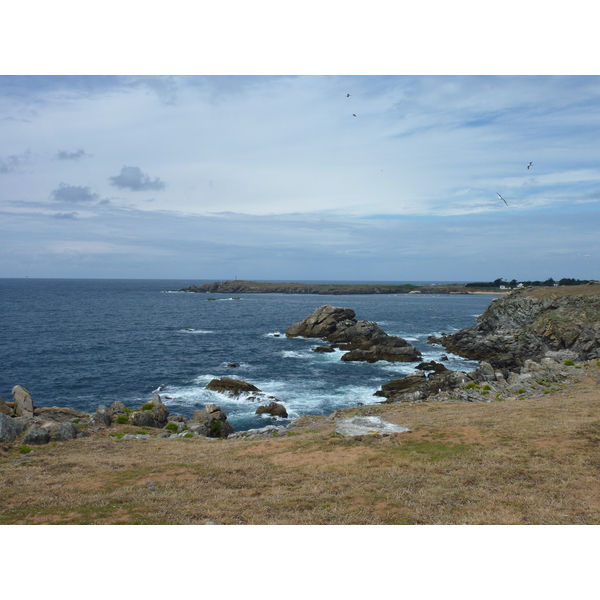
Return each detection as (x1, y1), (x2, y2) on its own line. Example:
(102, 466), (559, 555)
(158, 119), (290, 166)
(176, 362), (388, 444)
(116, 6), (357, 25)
(141, 403), (155, 411)
(564, 360), (575, 366)
(116, 415), (129, 424)
(18, 445), (32, 454)
(395, 440), (472, 461)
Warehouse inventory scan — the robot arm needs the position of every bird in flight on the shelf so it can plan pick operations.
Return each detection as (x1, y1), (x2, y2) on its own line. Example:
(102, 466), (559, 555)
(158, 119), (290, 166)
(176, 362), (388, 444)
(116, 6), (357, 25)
(352, 114), (356, 117)
(496, 192), (508, 206)
(346, 93), (351, 97)
(527, 162), (533, 169)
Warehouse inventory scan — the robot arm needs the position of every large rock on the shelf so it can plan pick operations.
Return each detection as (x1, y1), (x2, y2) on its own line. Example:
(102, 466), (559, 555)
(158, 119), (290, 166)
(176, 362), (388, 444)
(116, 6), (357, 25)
(12, 385), (34, 418)
(0, 413), (28, 443)
(48, 422), (79, 441)
(132, 395), (169, 428)
(335, 416), (410, 436)
(190, 404), (234, 438)
(22, 425), (51, 445)
(93, 405), (112, 428)
(205, 377), (260, 395)
(255, 402), (288, 418)
(286, 305), (421, 363)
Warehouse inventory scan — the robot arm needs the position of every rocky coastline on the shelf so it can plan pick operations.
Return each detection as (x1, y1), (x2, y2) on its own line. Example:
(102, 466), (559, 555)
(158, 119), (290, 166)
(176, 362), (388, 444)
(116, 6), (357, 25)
(3, 284), (599, 448)
(180, 280), (473, 295)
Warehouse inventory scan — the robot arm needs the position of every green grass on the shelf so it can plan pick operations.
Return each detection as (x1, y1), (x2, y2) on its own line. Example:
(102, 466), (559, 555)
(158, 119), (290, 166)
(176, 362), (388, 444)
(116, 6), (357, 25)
(116, 415), (129, 424)
(18, 445), (32, 454)
(141, 402), (154, 411)
(564, 360), (575, 366)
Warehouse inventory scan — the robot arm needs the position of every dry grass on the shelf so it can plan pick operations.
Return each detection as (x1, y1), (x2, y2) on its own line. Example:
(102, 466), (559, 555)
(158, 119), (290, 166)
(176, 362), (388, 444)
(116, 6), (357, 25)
(2, 362), (600, 525)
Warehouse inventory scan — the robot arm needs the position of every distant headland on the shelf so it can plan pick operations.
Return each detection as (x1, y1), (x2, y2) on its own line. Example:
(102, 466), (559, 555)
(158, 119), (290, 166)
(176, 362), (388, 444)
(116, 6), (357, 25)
(180, 278), (597, 295)
(180, 280), (487, 295)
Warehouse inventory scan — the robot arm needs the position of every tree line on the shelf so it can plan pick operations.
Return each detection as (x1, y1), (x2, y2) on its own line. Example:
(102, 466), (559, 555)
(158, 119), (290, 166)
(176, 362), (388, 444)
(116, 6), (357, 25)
(465, 278), (592, 289)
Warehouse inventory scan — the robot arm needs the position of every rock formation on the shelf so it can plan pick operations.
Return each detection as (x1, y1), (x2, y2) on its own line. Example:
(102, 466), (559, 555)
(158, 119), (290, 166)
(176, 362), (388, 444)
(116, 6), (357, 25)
(286, 305), (422, 363)
(255, 401), (288, 418)
(430, 284), (600, 368)
(189, 403), (234, 438)
(12, 385), (34, 418)
(205, 377), (261, 395)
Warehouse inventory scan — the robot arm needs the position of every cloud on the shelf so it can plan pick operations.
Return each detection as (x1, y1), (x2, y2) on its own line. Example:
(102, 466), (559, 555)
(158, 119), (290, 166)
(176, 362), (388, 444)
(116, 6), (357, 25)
(109, 166), (166, 191)
(50, 183), (100, 203)
(55, 149), (91, 161)
(50, 211), (79, 219)
(0, 150), (31, 174)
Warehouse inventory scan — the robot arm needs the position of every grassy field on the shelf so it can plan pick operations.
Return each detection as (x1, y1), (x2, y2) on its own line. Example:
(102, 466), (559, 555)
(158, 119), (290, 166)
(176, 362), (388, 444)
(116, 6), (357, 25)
(2, 362), (600, 525)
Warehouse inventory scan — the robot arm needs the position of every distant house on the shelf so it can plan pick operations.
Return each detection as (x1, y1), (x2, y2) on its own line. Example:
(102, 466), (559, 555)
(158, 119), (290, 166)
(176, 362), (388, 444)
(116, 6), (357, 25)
(517, 283), (524, 288)
(499, 285), (506, 289)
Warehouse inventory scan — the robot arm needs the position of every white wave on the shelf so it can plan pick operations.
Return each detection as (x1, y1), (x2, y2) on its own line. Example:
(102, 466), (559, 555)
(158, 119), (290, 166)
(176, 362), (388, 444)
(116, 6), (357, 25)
(265, 331), (285, 338)
(178, 328), (214, 334)
(280, 350), (312, 359)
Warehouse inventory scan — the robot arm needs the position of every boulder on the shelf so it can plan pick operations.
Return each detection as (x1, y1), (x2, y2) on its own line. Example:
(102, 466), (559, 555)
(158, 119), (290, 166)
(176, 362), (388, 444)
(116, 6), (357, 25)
(255, 402), (288, 418)
(22, 425), (51, 445)
(312, 346), (336, 353)
(132, 395), (169, 428)
(335, 416), (410, 436)
(0, 413), (28, 443)
(108, 401), (128, 415)
(12, 385), (34, 418)
(48, 422), (79, 441)
(93, 405), (112, 428)
(205, 377), (260, 395)
(190, 404), (234, 438)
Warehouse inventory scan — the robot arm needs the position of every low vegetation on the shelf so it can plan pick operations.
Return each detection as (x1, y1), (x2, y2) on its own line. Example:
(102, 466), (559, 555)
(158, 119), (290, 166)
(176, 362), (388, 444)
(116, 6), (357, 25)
(2, 362), (600, 524)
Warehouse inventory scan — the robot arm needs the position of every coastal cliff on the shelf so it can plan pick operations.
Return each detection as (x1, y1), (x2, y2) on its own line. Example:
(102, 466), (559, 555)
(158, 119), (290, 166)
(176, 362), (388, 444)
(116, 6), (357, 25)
(430, 284), (600, 368)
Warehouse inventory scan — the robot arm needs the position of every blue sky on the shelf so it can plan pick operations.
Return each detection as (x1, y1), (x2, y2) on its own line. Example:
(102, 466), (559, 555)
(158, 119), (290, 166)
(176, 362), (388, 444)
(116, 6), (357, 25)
(1, 8), (599, 283)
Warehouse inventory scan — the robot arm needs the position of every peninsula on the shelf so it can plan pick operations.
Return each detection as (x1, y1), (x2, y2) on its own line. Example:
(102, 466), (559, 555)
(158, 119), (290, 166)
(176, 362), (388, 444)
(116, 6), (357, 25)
(180, 280), (472, 295)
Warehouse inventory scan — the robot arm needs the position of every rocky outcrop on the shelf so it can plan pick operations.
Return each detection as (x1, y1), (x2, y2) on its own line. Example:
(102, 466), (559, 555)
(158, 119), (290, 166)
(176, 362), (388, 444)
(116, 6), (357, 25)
(286, 305), (421, 363)
(0, 398), (14, 416)
(376, 353), (582, 404)
(189, 404), (234, 438)
(255, 402), (288, 418)
(132, 395), (169, 428)
(205, 377), (261, 395)
(430, 285), (600, 368)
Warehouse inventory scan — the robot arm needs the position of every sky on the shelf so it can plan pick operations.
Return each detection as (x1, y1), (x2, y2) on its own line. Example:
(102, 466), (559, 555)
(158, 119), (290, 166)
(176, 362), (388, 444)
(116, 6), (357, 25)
(1, 8), (599, 283)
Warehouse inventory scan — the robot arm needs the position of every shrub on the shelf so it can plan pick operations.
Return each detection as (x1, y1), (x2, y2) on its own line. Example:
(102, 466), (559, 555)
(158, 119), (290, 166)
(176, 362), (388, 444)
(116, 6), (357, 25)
(564, 360), (575, 366)
(464, 382), (480, 390)
(142, 402), (154, 411)
(518, 389), (526, 394)
(116, 415), (129, 424)
(18, 445), (32, 454)
(183, 432), (194, 438)
(165, 422), (178, 432)
(483, 384), (492, 391)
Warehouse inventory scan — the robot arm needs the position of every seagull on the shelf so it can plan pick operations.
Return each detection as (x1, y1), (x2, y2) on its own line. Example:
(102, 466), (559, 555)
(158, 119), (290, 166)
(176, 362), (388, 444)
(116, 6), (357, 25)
(151, 384), (165, 394)
(352, 114), (356, 117)
(527, 162), (533, 169)
(346, 93), (351, 97)
(496, 192), (508, 206)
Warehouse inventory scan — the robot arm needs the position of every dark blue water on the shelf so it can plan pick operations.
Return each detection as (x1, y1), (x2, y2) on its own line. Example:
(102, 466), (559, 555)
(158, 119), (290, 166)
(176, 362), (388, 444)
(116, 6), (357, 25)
(0, 279), (497, 431)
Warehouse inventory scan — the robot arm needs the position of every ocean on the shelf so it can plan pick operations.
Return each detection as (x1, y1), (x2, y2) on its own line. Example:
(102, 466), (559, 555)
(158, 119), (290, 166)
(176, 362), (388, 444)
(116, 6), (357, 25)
(0, 279), (498, 431)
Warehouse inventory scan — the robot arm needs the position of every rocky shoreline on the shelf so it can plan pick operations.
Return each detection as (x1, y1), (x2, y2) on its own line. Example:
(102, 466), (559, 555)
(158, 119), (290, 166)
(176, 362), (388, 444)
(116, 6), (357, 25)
(180, 280), (474, 295)
(3, 285), (599, 448)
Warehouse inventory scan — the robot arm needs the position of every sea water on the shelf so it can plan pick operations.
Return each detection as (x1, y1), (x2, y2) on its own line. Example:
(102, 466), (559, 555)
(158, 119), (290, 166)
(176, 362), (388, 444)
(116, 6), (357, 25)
(0, 279), (498, 431)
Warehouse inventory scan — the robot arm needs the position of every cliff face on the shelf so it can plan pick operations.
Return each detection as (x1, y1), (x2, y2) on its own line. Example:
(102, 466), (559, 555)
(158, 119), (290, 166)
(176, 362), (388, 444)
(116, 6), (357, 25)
(432, 284), (600, 368)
